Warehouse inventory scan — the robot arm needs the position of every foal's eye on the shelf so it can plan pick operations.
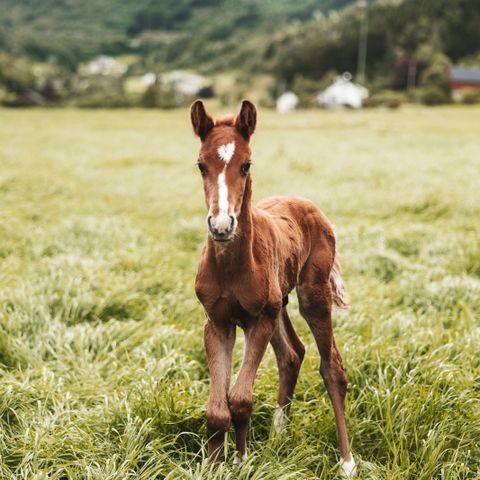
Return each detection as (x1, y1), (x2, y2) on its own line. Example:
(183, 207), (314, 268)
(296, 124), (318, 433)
(241, 162), (251, 174)
(197, 163), (207, 175)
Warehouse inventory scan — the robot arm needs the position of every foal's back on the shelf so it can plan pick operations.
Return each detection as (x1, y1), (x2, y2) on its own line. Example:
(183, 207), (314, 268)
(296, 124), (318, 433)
(255, 195), (336, 286)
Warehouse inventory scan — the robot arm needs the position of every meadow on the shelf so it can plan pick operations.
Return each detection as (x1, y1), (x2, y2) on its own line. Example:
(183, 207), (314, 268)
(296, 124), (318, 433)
(0, 105), (479, 479)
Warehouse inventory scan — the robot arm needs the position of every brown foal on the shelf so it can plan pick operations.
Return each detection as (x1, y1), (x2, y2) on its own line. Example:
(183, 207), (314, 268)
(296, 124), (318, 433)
(190, 100), (356, 478)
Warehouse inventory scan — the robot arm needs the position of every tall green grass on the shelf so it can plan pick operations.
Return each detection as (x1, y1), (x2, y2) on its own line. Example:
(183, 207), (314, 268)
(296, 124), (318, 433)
(0, 106), (479, 479)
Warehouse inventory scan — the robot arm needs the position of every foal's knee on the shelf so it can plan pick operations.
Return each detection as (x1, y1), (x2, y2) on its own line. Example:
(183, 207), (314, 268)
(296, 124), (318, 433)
(280, 350), (304, 377)
(206, 407), (231, 435)
(229, 393), (253, 425)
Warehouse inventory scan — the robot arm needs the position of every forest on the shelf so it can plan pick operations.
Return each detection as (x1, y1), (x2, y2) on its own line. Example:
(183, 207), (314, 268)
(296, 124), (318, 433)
(0, 0), (479, 107)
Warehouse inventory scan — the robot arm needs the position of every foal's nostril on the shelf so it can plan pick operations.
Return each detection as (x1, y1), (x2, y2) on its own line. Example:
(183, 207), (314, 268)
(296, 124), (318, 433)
(207, 215), (221, 235)
(207, 214), (235, 239)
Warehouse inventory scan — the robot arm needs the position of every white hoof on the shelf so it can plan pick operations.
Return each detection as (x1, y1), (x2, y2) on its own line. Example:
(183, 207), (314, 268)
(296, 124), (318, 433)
(233, 451), (247, 465)
(339, 454), (357, 478)
(273, 404), (288, 433)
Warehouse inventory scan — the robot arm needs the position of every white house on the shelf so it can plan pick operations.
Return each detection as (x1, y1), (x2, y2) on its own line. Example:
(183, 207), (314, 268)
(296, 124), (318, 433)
(317, 72), (368, 109)
(276, 91), (299, 113)
(141, 72), (157, 86)
(162, 70), (206, 98)
(85, 56), (127, 76)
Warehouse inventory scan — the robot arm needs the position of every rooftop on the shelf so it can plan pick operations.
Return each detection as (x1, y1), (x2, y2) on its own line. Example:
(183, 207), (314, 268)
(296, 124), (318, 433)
(449, 67), (480, 84)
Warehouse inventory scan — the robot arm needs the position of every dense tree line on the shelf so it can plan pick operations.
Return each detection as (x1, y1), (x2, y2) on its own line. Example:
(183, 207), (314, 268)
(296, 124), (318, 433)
(0, 0), (479, 106)
(0, 0), (354, 71)
(267, 0), (480, 88)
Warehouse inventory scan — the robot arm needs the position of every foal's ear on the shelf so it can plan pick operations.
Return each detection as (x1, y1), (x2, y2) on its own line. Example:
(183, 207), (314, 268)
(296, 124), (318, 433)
(190, 100), (214, 140)
(235, 100), (257, 141)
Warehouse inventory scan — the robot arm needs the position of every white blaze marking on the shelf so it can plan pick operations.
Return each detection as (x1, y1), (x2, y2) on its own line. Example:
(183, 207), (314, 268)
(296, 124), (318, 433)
(339, 454), (357, 479)
(217, 171), (229, 214)
(217, 142), (235, 163)
(210, 142), (236, 234)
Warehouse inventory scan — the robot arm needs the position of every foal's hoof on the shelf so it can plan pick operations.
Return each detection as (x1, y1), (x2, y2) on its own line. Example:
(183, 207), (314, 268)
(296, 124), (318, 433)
(339, 454), (357, 478)
(233, 451), (247, 465)
(273, 404), (288, 434)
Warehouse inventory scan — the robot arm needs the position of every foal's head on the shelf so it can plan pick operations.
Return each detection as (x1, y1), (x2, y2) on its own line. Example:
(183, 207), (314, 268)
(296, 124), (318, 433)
(191, 100), (257, 242)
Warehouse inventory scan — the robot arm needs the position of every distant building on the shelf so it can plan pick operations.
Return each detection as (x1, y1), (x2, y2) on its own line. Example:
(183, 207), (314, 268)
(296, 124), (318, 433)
(85, 56), (127, 76)
(317, 72), (368, 109)
(276, 92), (299, 113)
(449, 66), (480, 99)
(162, 70), (206, 98)
(141, 72), (157, 86)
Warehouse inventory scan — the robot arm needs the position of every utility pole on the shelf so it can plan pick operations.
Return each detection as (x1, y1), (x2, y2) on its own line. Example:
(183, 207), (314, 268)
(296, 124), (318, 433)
(407, 58), (417, 90)
(356, 0), (369, 84)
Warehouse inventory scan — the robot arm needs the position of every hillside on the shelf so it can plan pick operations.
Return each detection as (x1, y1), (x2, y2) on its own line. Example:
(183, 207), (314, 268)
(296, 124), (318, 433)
(0, 0), (354, 70)
(267, 0), (480, 86)
(1, 0), (479, 108)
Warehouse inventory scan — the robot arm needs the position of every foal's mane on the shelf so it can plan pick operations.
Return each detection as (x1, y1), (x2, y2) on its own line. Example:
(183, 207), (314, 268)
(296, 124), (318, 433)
(214, 114), (236, 127)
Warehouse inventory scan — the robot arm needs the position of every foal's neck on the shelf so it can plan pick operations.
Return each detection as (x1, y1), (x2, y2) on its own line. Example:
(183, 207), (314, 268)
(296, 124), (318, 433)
(208, 175), (255, 270)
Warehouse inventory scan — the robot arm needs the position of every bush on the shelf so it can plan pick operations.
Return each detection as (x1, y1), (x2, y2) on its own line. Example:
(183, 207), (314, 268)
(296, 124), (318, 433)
(364, 90), (404, 109)
(0, 53), (36, 95)
(417, 86), (451, 106)
(140, 84), (177, 109)
(417, 53), (452, 103)
(461, 90), (480, 105)
(257, 95), (276, 109)
(291, 74), (325, 108)
(72, 76), (133, 108)
(1, 90), (46, 107)
(140, 84), (159, 108)
(76, 90), (132, 108)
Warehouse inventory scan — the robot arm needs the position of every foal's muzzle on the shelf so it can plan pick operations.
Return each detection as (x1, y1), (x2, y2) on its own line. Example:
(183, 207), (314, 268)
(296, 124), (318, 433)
(207, 214), (236, 242)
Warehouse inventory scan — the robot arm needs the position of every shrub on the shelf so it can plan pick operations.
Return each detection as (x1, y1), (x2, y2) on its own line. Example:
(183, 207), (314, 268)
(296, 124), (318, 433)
(140, 84), (177, 109)
(0, 53), (36, 94)
(364, 90), (404, 109)
(413, 52), (452, 107)
(417, 85), (451, 106)
(420, 63), (451, 96)
(76, 90), (132, 108)
(461, 90), (480, 105)
(140, 84), (159, 108)
(291, 75), (325, 108)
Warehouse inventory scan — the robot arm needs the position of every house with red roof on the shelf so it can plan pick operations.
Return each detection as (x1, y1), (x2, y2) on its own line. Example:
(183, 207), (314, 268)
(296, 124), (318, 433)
(449, 66), (480, 99)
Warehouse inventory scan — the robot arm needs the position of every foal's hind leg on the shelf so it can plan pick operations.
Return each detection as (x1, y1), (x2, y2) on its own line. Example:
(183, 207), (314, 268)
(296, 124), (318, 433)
(297, 269), (356, 477)
(270, 307), (305, 432)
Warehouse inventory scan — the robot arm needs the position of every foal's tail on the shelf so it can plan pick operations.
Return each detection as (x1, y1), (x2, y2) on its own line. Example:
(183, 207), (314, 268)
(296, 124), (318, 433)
(330, 253), (349, 309)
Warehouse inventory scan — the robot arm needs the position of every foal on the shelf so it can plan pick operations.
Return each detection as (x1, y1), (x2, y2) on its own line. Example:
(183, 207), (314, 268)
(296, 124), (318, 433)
(191, 100), (356, 478)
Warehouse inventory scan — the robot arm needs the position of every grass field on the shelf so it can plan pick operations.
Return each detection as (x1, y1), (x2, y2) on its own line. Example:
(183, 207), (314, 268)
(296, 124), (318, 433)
(0, 105), (479, 479)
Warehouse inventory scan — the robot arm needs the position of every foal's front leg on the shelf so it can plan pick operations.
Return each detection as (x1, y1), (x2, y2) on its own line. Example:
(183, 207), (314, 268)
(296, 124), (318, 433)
(204, 318), (236, 461)
(229, 315), (276, 462)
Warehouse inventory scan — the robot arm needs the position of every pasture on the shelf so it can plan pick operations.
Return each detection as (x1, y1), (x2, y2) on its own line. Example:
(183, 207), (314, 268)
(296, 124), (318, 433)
(0, 105), (479, 479)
